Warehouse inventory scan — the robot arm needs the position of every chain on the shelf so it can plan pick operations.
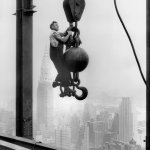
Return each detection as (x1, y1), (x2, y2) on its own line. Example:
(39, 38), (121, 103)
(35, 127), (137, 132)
(73, 22), (81, 47)
(72, 72), (80, 86)
(59, 22), (87, 100)
(65, 22), (81, 48)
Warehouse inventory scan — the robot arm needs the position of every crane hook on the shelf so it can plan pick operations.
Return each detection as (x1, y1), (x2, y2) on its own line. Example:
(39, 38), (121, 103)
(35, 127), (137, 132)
(73, 85), (88, 100)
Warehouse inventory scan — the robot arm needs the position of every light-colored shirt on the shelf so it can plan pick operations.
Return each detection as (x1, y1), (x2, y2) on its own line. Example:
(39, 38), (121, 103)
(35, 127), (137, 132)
(50, 30), (62, 47)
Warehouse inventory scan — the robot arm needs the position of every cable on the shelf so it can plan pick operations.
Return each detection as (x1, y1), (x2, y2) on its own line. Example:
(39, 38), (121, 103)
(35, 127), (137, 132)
(114, 0), (149, 89)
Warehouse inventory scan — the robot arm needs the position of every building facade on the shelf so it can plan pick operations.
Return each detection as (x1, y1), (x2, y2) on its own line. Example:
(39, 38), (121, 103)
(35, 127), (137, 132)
(118, 97), (133, 143)
(36, 48), (54, 138)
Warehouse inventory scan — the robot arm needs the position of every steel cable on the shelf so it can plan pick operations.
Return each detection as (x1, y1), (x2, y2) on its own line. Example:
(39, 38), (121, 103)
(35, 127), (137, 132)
(114, 0), (148, 89)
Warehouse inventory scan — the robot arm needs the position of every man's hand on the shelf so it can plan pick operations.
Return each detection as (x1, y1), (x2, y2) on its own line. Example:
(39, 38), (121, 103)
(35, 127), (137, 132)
(67, 31), (72, 35)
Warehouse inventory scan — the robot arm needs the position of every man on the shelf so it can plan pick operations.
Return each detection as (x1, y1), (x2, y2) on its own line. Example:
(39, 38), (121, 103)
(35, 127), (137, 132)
(49, 21), (72, 96)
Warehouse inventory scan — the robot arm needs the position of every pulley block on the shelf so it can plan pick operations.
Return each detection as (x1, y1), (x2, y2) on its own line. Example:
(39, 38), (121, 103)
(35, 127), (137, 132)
(63, 0), (85, 23)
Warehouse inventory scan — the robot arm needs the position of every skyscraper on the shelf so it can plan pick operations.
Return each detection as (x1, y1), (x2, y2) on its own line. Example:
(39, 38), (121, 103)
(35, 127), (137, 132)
(118, 97), (133, 143)
(94, 121), (106, 148)
(70, 114), (80, 145)
(82, 124), (89, 150)
(55, 126), (71, 150)
(36, 48), (54, 133)
(83, 103), (91, 124)
(87, 120), (95, 148)
(111, 113), (119, 134)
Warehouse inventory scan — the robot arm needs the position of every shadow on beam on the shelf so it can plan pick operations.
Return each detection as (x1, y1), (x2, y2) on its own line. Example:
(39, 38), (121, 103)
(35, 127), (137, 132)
(0, 134), (56, 150)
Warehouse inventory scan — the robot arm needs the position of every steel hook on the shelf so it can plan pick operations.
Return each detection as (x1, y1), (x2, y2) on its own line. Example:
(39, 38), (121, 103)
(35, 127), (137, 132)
(73, 85), (88, 100)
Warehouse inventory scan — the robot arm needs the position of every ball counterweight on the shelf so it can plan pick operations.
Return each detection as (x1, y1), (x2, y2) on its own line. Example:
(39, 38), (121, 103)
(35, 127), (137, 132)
(64, 47), (89, 72)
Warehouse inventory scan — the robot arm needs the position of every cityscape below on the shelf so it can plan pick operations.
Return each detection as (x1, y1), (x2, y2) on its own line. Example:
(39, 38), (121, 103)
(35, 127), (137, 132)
(0, 49), (146, 150)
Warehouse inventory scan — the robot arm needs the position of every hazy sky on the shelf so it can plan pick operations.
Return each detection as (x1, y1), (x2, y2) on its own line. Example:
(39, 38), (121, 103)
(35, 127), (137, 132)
(0, 0), (146, 114)
(0, 0), (16, 109)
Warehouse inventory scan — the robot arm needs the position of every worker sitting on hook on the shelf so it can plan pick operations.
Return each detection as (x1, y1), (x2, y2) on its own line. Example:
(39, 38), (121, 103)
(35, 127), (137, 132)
(49, 21), (73, 96)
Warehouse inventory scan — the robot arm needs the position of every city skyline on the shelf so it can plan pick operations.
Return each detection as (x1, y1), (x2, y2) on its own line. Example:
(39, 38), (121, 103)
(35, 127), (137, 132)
(34, 52), (146, 149)
(0, 0), (146, 149)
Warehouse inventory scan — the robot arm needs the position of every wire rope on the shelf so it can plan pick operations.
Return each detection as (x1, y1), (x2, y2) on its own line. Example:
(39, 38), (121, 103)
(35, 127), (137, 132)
(114, 0), (148, 89)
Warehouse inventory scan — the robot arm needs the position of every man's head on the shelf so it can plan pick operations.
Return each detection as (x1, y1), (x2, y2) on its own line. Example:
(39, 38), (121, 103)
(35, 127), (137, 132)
(50, 21), (59, 31)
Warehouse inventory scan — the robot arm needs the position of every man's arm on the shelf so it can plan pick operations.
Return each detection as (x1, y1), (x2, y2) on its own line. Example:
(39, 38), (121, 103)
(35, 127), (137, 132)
(54, 32), (72, 43)
(59, 32), (66, 36)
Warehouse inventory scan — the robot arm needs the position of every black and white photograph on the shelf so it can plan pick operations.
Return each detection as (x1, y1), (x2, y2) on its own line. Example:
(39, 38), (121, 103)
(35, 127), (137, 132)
(0, 0), (147, 149)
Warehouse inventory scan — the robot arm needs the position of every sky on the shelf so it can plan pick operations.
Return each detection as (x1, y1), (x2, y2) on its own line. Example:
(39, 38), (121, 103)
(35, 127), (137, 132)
(0, 0), (146, 119)
(0, 0), (16, 109)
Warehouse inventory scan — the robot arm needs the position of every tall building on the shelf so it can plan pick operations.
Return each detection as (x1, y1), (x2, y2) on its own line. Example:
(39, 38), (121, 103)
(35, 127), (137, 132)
(109, 113), (119, 141)
(81, 124), (89, 150)
(94, 121), (106, 148)
(55, 126), (71, 150)
(96, 111), (111, 131)
(87, 120), (95, 149)
(83, 103), (91, 124)
(77, 124), (85, 149)
(36, 48), (54, 134)
(118, 97), (133, 143)
(70, 114), (80, 145)
(111, 113), (119, 134)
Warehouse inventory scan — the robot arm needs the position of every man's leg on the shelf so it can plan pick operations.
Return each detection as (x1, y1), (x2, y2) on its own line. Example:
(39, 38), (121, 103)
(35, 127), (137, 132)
(51, 56), (71, 86)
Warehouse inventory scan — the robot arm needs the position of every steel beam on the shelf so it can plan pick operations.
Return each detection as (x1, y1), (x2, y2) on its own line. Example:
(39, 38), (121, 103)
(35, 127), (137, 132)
(16, 0), (34, 139)
(0, 134), (56, 150)
(147, 0), (150, 149)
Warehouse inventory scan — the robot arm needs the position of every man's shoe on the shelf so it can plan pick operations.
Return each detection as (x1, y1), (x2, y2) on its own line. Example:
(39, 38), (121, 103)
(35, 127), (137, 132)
(59, 92), (65, 97)
(52, 81), (60, 88)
